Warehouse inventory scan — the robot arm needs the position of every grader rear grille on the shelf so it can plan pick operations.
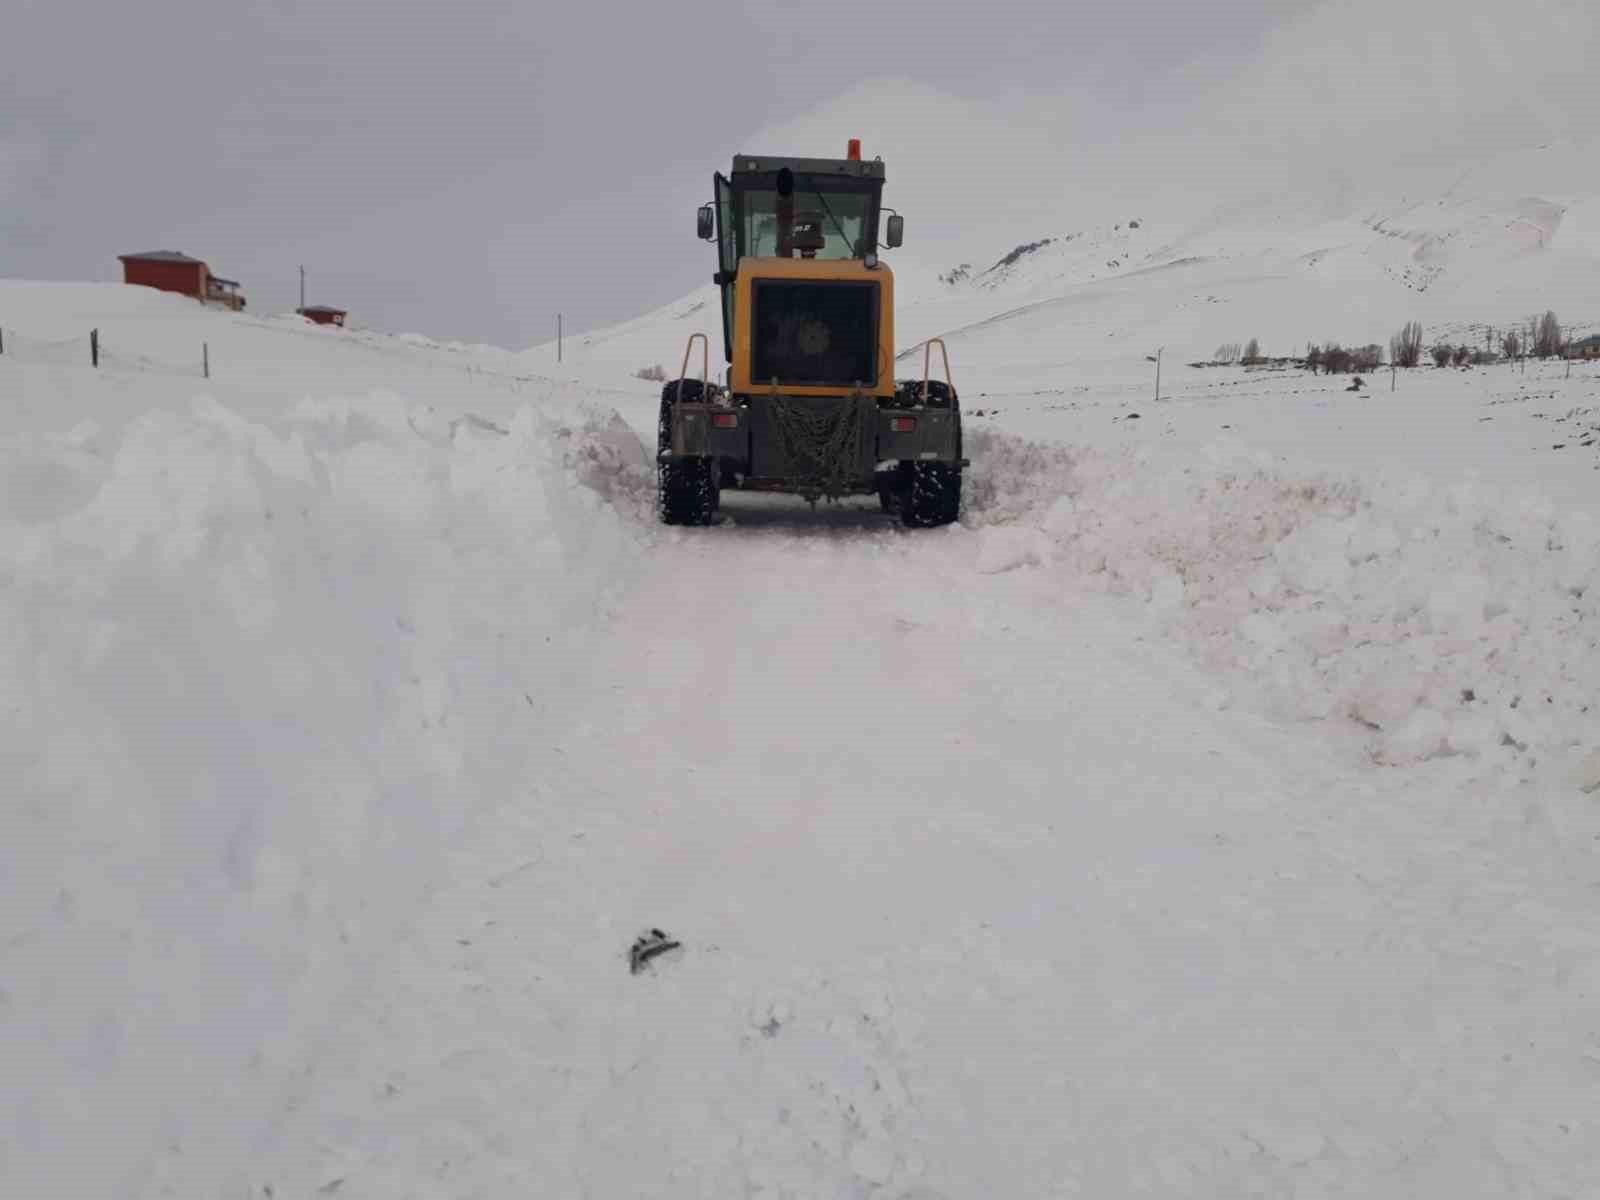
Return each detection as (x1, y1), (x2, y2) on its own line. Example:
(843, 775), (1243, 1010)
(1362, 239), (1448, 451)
(750, 279), (878, 388)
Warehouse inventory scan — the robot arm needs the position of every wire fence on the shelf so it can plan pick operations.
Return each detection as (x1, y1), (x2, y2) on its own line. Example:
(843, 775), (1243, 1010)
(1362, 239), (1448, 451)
(0, 328), (94, 368)
(0, 327), (210, 378)
(100, 342), (208, 379)
(0, 323), (642, 401)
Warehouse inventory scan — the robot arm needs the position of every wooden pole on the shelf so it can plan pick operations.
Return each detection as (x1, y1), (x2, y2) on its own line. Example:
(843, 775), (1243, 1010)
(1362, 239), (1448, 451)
(1154, 347), (1162, 402)
(203, 342), (209, 380)
(558, 313), (563, 363)
(90, 328), (98, 368)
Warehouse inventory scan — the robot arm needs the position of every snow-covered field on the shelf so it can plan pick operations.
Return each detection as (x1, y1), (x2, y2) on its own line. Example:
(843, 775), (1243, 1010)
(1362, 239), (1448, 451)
(7, 30), (1600, 1192)
(6, 268), (1599, 1197)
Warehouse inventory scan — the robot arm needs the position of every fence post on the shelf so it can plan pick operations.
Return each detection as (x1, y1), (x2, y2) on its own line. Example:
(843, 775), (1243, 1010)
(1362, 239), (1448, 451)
(0, 327), (5, 356)
(90, 328), (99, 368)
(203, 342), (209, 380)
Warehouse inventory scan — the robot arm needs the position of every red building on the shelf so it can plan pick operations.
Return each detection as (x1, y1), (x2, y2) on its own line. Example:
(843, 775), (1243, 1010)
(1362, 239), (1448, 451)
(119, 251), (246, 311)
(297, 305), (347, 327)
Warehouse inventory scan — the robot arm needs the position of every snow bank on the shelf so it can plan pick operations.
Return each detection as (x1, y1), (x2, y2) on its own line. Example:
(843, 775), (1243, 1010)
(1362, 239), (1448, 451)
(0, 389), (652, 1196)
(964, 428), (1600, 774)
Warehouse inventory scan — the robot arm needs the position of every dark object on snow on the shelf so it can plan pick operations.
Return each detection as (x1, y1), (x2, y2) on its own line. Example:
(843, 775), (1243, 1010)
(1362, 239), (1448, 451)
(1124, 412), (1141, 420)
(1346, 376), (1365, 391)
(629, 928), (682, 975)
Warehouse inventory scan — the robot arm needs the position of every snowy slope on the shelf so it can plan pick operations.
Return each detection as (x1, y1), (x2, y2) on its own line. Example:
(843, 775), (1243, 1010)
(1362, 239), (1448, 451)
(539, 0), (1600, 395)
(2, 285), (659, 1197)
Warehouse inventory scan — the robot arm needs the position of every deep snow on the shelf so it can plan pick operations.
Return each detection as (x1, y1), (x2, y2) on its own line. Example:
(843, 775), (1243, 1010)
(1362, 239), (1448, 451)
(5, 276), (1600, 1197)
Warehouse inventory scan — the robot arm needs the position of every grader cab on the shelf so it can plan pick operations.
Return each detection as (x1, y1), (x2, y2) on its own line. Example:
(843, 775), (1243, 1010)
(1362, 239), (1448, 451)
(657, 141), (964, 526)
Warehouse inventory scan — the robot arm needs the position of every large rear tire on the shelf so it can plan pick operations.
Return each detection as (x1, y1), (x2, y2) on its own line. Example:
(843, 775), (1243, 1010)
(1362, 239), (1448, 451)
(891, 383), (962, 527)
(658, 380), (717, 526)
(660, 458), (716, 525)
(893, 378), (956, 408)
(901, 462), (962, 527)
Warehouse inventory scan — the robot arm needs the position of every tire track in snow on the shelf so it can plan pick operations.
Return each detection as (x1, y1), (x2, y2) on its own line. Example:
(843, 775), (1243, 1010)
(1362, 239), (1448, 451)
(251, 493), (1600, 1199)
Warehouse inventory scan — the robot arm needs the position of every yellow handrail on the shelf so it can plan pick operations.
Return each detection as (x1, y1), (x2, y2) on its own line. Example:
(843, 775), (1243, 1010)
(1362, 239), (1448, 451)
(676, 332), (711, 404)
(921, 337), (954, 403)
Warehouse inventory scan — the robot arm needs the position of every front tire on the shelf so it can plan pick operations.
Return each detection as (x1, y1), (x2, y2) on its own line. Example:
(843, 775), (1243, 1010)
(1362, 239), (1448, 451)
(658, 380), (717, 526)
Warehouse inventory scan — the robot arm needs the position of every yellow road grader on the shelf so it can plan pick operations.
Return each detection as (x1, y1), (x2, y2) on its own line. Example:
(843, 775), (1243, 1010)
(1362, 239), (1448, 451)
(657, 140), (963, 526)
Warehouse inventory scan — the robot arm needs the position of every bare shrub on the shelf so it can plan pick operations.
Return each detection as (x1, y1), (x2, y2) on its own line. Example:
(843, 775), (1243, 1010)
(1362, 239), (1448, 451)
(1243, 337), (1261, 361)
(1502, 329), (1521, 359)
(1390, 320), (1423, 368)
(1451, 344), (1473, 367)
(1321, 344), (1353, 375)
(635, 364), (668, 382)
(1430, 344), (1454, 367)
(1534, 310), (1562, 358)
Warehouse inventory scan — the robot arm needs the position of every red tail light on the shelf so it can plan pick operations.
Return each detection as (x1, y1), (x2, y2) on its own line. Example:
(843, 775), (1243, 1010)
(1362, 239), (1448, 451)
(847, 138), (861, 161)
(711, 412), (739, 429)
(890, 416), (917, 433)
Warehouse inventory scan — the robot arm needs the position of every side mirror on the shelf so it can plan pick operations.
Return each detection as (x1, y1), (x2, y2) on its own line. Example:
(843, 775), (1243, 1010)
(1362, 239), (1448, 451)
(885, 213), (904, 248)
(697, 205), (715, 241)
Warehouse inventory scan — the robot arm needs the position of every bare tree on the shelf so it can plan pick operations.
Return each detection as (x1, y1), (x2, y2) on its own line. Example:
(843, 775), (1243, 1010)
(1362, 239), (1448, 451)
(1243, 337), (1261, 361)
(1534, 310), (1562, 358)
(1215, 343), (1241, 364)
(1501, 329), (1521, 360)
(1352, 344), (1382, 372)
(1305, 344), (1323, 373)
(1451, 344), (1473, 367)
(1430, 343), (1453, 367)
(1390, 320), (1423, 368)
(1322, 343), (1353, 374)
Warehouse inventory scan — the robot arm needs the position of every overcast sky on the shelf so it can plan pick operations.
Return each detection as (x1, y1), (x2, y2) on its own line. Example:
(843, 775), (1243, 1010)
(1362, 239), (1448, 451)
(2, 0), (1320, 347)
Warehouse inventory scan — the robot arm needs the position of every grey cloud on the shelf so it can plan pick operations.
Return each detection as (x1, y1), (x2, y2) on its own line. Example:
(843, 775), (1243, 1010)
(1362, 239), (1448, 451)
(3, 0), (1313, 346)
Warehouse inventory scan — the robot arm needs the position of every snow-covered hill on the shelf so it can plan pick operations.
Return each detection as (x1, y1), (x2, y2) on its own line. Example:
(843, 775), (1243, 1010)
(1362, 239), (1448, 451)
(540, 0), (1600, 399)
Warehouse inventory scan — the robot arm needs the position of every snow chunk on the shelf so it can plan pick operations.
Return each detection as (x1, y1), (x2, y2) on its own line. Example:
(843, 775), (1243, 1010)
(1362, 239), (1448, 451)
(1573, 749), (1600, 795)
(1041, 494), (1078, 538)
(976, 525), (1051, 574)
(849, 1138), (896, 1184)
(1376, 708), (1448, 765)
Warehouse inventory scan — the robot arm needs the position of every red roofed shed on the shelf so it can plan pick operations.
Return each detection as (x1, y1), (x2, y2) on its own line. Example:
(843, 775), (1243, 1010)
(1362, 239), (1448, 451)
(298, 305), (347, 327)
(119, 250), (246, 311)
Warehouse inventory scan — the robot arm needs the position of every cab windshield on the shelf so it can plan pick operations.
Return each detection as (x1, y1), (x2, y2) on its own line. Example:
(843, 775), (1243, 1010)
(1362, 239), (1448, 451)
(735, 177), (876, 260)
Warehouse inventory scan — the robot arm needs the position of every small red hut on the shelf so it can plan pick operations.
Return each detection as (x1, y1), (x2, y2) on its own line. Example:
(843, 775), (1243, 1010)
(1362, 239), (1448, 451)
(297, 305), (347, 327)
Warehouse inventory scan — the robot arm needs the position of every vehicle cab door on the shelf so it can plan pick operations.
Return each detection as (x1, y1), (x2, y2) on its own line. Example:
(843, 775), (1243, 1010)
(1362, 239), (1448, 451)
(714, 172), (737, 364)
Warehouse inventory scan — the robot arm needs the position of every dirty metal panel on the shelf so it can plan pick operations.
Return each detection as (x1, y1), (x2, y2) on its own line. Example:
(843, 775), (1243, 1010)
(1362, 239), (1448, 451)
(748, 394), (874, 483)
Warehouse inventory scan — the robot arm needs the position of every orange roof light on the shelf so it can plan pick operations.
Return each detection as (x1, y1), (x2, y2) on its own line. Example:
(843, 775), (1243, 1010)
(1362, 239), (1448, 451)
(847, 138), (861, 161)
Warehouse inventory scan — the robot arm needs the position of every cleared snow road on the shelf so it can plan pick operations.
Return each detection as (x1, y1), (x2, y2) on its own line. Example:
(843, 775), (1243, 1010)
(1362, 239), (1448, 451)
(256, 494), (1598, 1199)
